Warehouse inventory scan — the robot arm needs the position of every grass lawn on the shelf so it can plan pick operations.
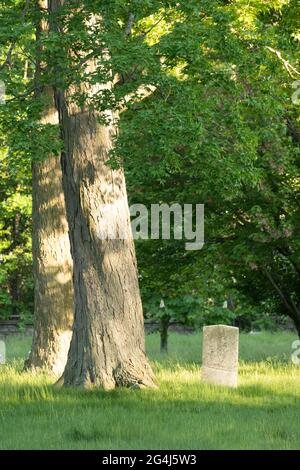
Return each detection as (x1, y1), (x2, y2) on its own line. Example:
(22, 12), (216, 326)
(0, 331), (300, 450)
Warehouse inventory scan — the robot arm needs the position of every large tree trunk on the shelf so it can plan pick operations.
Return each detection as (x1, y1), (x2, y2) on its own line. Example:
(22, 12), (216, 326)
(25, 1), (73, 376)
(52, 5), (155, 389)
(56, 101), (156, 389)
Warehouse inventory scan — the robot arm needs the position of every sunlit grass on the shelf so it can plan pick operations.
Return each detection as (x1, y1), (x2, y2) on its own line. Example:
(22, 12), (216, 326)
(0, 331), (299, 450)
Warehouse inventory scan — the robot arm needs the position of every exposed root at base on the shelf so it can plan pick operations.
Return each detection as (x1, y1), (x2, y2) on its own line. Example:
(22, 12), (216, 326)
(57, 357), (157, 390)
(113, 360), (157, 389)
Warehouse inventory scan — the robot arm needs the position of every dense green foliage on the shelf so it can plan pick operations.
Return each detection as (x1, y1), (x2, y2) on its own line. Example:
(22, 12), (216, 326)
(0, 1), (299, 333)
(0, 149), (32, 319)
(122, 0), (300, 333)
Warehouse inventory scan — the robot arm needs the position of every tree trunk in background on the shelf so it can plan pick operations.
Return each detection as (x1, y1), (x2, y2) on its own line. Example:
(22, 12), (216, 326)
(25, 0), (73, 376)
(9, 212), (21, 317)
(52, 6), (155, 389)
(160, 316), (170, 353)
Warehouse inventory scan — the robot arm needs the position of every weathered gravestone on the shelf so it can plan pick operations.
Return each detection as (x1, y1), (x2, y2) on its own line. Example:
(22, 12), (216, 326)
(202, 325), (239, 387)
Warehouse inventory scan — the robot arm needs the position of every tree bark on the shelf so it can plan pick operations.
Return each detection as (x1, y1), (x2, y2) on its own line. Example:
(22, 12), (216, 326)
(52, 5), (155, 389)
(25, 0), (74, 376)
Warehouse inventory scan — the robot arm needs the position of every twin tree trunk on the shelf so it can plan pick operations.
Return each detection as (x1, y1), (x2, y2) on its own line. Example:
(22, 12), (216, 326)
(28, 1), (155, 388)
(29, 145), (73, 376)
(51, 3), (155, 388)
(25, 1), (73, 376)
(55, 91), (155, 389)
(28, 86), (74, 376)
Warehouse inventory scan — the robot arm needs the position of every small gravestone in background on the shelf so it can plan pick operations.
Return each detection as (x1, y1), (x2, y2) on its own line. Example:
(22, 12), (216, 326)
(0, 340), (5, 365)
(202, 325), (239, 387)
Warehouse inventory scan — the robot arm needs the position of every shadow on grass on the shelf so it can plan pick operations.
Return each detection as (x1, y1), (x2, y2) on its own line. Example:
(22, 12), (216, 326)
(0, 372), (299, 449)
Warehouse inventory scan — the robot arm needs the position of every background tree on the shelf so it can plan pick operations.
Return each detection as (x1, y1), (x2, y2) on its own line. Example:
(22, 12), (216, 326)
(1, 0), (299, 361)
(0, 0), (73, 375)
(118, 0), (300, 335)
(26, 0), (73, 375)
(0, 148), (32, 322)
(0, 0), (34, 324)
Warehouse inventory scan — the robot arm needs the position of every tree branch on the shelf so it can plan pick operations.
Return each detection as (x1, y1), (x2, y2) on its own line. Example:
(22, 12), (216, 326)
(138, 17), (164, 40)
(5, 87), (35, 103)
(263, 267), (300, 321)
(275, 246), (300, 278)
(266, 46), (300, 79)
(0, 0), (31, 72)
(119, 84), (157, 113)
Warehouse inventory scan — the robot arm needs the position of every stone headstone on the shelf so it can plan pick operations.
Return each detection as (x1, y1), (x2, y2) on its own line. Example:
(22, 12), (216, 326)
(202, 325), (239, 387)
